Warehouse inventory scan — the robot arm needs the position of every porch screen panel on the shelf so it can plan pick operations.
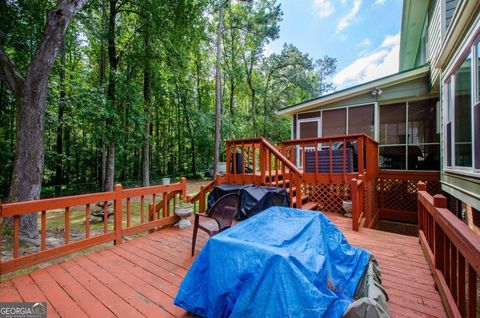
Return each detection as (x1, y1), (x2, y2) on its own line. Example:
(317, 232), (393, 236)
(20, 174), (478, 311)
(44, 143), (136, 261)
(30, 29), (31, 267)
(454, 53), (472, 167)
(380, 103), (406, 145)
(348, 105), (374, 137)
(408, 100), (440, 170)
(322, 109), (346, 137)
(408, 100), (439, 144)
(299, 121), (319, 139)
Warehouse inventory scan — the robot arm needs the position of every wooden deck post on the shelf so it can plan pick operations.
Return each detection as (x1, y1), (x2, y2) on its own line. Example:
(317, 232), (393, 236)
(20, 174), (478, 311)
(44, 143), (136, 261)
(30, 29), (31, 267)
(295, 175), (302, 209)
(226, 142), (231, 183)
(180, 177), (187, 201)
(148, 202), (155, 233)
(351, 178), (359, 231)
(215, 173), (222, 186)
(433, 195), (447, 272)
(357, 136), (365, 174)
(260, 143), (266, 185)
(417, 182), (426, 231)
(199, 185), (206, 213)
(114, 184), (123, 245)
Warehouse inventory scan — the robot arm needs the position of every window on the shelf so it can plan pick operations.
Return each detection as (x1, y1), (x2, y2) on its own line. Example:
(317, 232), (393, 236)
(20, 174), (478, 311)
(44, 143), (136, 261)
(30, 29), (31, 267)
(476, 42), (480, 170)
(322, 109), (346, 137)
(445, 80), (453, 167)
(454, 53), (472, 167)
(443, 39), (480, 173)
(379, 100), (439, 170)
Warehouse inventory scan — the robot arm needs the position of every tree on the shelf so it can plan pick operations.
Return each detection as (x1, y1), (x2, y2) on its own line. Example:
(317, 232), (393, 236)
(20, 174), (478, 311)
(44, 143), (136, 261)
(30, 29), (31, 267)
(213, 0), (225, 176)
(240, 0), (282, 137)
(316, 55), (337, 95)
(0, 0), (88, 238)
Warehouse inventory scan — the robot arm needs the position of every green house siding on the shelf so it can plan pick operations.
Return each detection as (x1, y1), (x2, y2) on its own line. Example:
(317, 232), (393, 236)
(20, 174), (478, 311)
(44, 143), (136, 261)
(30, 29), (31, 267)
(446, 0), (460, 30)
(439, 6), (480, 210)
(442, 173), (480, 211)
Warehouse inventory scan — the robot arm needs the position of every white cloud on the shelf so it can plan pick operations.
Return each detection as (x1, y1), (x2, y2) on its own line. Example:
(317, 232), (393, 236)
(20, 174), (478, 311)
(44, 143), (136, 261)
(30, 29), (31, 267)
(333, 32), (400, 89)
(336, 0), (361, 34)
(374, 0), (386, 5)
(312, 0), (335, 18)
(380, 33), (400, 48)
(355, 38), (371, 52)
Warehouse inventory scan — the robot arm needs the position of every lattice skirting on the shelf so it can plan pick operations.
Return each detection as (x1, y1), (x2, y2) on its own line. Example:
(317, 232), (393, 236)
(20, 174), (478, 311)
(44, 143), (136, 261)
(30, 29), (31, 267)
(377, 176), (441, 213)
(364, 180), (378, 226)
(304, 183), (351, 213)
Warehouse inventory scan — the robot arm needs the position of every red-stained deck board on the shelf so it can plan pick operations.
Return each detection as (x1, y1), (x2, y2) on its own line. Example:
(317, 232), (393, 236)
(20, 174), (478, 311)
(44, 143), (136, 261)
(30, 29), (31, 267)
(11, 275), (60, 318)
(0, 280), (23, 302)
(60, 261), (143, 317)
(45, 264), (116, 318)
(72, 256), (172, 318)
(29, 270), (88, 318)
(0, 213), (447, 318)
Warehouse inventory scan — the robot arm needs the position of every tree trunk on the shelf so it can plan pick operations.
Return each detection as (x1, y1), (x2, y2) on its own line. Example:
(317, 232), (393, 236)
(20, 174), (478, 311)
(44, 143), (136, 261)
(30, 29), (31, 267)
(104, 0), (117, 192)
(104, 142), (115, 192)
(0, 0), (88, 239)
(250, 87), (256, 137)
(213, 0), (224, 175)
(98, 1), (107, 191)
(55, 41), (66, 196)
(142, 27), (151, 187)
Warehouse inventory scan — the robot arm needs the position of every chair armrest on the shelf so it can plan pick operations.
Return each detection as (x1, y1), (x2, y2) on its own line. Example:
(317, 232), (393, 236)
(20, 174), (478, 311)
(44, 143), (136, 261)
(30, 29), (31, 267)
(197, 213), (222, 230)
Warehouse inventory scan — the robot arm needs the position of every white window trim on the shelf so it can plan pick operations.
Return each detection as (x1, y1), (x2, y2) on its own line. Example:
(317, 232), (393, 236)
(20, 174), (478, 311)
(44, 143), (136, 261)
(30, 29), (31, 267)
(442, 36), (480, 176)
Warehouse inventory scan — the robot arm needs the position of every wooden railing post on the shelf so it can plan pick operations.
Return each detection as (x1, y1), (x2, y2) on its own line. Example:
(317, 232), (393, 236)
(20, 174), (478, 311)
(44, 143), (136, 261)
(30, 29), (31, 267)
(260, 141), (266, 185)
(180, 177), (187, 201)
(433, 194), (447, 271)
(417, 182), (426, 231)
(226, 142), (231, 183)
(199, 185), (206, 213)
(148, 202), (155, 233)
(357, 136), (365, 174)
(215, 173), (222, 186)
(295, 175), (302, 209)
(114, 183), (123, 245)
(351, 178), (359, 231)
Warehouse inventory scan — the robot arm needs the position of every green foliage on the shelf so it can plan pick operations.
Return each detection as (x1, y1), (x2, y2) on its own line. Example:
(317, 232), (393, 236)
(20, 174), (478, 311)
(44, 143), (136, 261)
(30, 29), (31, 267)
(0, 0), (337, 197)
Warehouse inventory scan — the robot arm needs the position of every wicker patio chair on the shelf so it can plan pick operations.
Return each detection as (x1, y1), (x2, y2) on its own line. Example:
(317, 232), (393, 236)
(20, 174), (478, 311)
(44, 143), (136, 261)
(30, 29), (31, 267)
(191, 193), (240, 256)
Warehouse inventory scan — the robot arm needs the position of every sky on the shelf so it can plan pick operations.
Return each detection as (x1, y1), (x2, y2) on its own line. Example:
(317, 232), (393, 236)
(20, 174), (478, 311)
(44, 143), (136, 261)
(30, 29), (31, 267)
(266, 0), (403, 90)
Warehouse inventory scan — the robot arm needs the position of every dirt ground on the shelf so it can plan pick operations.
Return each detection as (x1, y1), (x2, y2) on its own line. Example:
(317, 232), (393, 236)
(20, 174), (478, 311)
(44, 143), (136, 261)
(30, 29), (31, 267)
(185, 178), (212, 196)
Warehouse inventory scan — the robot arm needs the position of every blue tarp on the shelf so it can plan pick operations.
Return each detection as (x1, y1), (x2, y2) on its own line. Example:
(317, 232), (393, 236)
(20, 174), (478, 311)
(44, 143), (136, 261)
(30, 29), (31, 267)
(174, 207), (371, 318)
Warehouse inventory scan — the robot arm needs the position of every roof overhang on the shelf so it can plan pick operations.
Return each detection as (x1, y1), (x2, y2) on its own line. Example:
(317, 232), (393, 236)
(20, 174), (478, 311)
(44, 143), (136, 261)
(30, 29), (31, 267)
(399, 0), (429, 71)
(276, 64), (430, 117)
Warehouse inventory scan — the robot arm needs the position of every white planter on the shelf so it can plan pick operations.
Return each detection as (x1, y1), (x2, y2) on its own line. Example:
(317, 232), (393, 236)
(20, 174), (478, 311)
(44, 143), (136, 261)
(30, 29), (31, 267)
(175, 205), (193, 229)
(342, 200), (352, 218)
(162, 178), (171, 185)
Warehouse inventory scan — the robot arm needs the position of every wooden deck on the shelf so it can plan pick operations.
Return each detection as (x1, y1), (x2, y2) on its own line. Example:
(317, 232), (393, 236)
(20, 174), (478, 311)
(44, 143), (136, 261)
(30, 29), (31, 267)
(0, 212), (447, 318)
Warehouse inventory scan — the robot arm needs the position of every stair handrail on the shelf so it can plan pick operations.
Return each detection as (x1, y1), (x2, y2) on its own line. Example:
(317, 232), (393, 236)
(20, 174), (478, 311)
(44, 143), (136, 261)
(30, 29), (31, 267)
(259, 138), (303, 177)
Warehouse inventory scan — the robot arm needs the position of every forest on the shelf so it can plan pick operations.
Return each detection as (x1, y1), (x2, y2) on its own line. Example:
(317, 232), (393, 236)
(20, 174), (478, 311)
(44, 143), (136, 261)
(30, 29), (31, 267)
(0, 0), (336, 204)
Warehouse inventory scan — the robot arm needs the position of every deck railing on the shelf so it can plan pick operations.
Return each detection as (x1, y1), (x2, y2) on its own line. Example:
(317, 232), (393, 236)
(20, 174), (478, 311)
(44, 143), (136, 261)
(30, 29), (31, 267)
(280, 134), (378, 183)
(189, 174), (224, 213)
(0, 179), (186, 275)
(417, 182), (479, 318)
(225, 138), (304, 208)
(350, 175), (364, 231)
(281, 134), (378, 227)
